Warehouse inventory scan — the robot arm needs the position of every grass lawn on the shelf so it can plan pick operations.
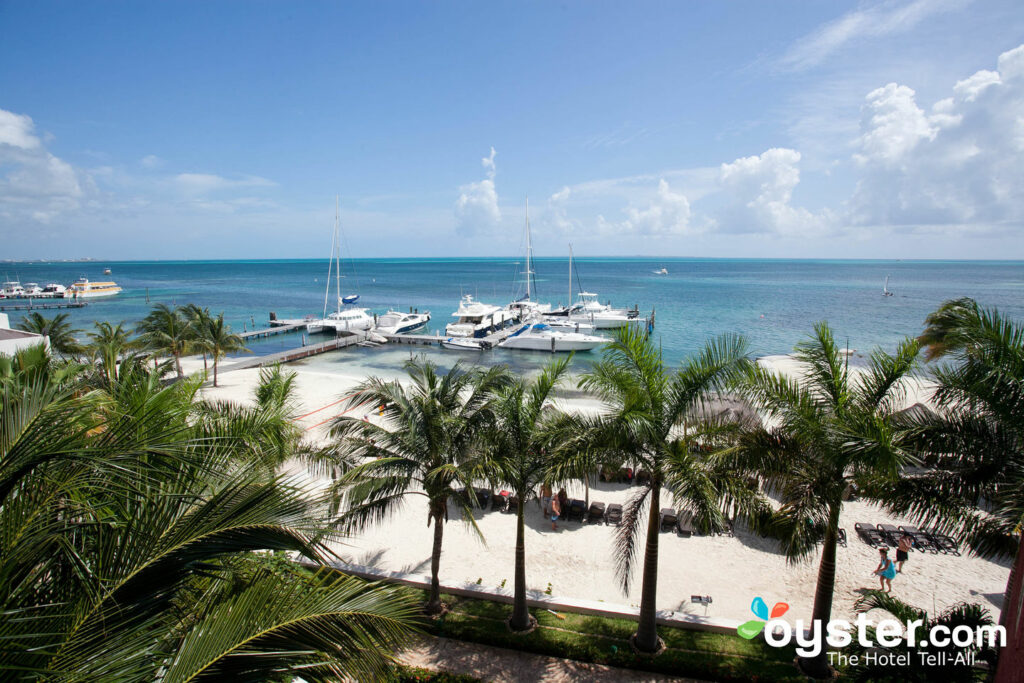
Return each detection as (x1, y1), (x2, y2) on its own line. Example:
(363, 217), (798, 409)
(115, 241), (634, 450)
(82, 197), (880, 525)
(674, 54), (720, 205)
(405, 588), (804, 682)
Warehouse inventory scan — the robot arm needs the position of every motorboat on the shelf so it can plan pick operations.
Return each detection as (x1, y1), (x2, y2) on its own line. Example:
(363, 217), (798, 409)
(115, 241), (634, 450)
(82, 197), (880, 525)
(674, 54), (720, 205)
(568, 292), (640, 329)
(308, 197), (374, 334)
(541, 317), (596, 334)
(442, 337), (491, 351)
(1, 281), (25, 298)
(22, 283), (43, 296)
(64, 278), (121, 298)
(445, 295), (517, 338)
(103, 268), (112, 275)
(498, 323), (610, 352)
(654, 267), (668, 275)
(375, 310), (431, 335)
(41, 283), (66, 297)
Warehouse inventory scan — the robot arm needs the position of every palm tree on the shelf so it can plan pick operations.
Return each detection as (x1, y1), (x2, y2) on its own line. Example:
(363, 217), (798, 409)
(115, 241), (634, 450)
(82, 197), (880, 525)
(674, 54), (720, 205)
(135, 303), (191, 378)
(579, 326), (753, 653)
(875, 298), (1024, 682)
(484, 356), (572, 631)
(0, 347), (420, 680)
(87, 320), (133, 384)
(182, 303), (213, 371)
(846, 591), (997, 682)
(735, 322), (921, 677)
(331, 358), (508, 614)
(200, 312), (247, 387)
(15, 311), (83, 356)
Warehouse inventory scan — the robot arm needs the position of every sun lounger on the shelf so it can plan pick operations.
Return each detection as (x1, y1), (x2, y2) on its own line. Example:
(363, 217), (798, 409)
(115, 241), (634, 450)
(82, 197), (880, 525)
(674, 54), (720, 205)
(676, 510), (695, 537)
(473, 488), (491, 510)
(838, 528), (847, 547)
(492, 490), (510, 511)
(605, 503), (623, 526)
(877, 523), (903, 546)
(504, 495), (519, 513)
(568, 499), (586, 522)
(586, 502), (606, 524)
(898, 525), (939, 553)
(659, 507), (678, 532)
(855, 522), (886, 547)
(926, 528), (961, 556)
(635, 469), (652, 487)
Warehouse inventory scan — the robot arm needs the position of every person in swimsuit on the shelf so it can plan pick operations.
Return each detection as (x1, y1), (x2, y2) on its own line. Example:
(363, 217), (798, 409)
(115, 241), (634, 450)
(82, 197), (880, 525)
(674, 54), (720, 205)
(874, 547), (897, 592)
(550, 495), (561, 531)
(896, 534), (913, 572)
(540, 484), (552, 517)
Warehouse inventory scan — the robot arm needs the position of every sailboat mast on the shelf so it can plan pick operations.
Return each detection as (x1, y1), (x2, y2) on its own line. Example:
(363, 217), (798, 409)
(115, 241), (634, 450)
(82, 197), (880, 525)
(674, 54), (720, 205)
(568, 243), (573, 307)
(525, 196), (532, 301)
(323, 202), (336, 318)
(335, 195), (341, 313)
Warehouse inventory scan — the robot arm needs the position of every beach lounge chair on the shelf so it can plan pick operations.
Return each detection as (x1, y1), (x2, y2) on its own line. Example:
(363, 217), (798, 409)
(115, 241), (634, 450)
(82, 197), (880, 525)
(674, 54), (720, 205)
(605, 503), (623, 526)
(898, 526), (938, 553)
(838, 528), (847, 547)
(659, 507), (678, 532)
(474, 488), (491, 510)
(635, 469), (652, 487)
(504, 495), (519, 513)
(926, 528), (961, 556)
(586, 502), (605, 524)
(676, 510), (695, 537)
(854, 522), (886, 547)
(877, 523), (903, 546)
(568, 499), (587, 522)
(492, 490), (510, 511)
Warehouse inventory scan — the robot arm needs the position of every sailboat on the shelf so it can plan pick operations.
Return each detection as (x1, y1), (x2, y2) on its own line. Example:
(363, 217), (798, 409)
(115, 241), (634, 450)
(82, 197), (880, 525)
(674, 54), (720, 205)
(307, 197), (375, 334)
(507, 198), (551, 320)
(883, 275), (894, 297)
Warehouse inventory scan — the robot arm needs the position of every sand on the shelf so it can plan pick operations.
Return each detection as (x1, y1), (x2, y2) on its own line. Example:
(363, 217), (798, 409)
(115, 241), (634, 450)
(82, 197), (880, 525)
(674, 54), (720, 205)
(194, 354), (1011, 626)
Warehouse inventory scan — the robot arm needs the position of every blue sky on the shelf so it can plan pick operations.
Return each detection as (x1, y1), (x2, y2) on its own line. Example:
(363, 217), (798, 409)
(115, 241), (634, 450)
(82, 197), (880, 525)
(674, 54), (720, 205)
(2, 0), (1023, 259)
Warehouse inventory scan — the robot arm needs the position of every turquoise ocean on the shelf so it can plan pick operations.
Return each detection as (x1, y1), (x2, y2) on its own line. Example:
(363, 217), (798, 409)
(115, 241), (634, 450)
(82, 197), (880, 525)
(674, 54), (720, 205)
(3, 258), (1023, 377)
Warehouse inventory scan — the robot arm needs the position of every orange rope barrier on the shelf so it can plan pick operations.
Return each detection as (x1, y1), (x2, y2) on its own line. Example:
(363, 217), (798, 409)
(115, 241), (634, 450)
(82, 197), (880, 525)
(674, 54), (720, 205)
(305, 401), (365, 431)
(291, 390), (365, 421)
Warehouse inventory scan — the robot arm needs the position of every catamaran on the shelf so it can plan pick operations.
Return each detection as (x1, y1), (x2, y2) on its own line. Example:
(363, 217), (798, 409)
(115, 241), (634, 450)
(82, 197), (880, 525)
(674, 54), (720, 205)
(64, 278), (122, 298)
(307, 197), (375, 334)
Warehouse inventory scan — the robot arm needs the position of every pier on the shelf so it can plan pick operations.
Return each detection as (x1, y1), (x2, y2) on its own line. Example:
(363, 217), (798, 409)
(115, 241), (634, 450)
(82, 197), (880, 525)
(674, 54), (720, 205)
(224, 330), (371, 372)
(0, 301), (88, 312)
(385, 323), (526, 348)
(239, 321), (308, 340)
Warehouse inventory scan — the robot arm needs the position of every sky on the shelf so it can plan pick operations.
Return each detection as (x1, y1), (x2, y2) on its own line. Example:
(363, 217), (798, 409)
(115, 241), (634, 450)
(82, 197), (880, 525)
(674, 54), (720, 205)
(2, 0), (1024, 260)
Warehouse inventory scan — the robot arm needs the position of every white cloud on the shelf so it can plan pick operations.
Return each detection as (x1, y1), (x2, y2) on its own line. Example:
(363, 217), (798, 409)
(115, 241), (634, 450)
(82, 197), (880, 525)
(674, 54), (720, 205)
(140, 154), (164, 169)
(174, 172), (276, 194)
(716, 148), (830, 236)
(779, 0), (968, 71)
(0, 108), (86, 225)
(454, 147), (501, 235)
(620, 179), (692, 235)
(849, 42), (1024, 230)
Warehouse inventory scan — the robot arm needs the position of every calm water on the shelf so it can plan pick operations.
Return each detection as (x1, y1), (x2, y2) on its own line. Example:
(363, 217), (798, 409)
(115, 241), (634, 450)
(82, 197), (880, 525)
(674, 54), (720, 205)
(4, 258), (1023, 377)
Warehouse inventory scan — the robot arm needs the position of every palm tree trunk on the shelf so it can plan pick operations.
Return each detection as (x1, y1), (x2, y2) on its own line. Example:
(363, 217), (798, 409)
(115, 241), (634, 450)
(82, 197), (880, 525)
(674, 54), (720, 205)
(634, 482), (662, 653)
(425, 507), (445, 614)
(213, 357), (219, 387)
(174, 352), (183, 379)
(799, 502), (841, 678)
(994, 533), (1024, 683)
(510, 495), (531, 631)
(203, 352), (208, 371)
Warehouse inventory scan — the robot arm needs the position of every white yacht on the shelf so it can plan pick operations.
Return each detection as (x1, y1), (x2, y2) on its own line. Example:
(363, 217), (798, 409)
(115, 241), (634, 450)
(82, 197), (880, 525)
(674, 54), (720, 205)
(22, 283), (43, 296)
(567, 292), (639, 329)
(1, 281), (25, 298)
(64, 278), (122, 298)
(498, 322), (610, 353)
(445, 295), (517, 338)
(375, 310), (431, 335)
(542, 318), (595, 334)
(308, 197), (375, 335)
(41, 283), (67, 298)
(442, 337), (490, 351)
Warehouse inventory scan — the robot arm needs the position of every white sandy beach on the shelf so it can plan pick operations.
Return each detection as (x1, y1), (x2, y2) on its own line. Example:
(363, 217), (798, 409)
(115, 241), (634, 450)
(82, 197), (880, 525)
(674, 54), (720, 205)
(189, 353), (1012, 626)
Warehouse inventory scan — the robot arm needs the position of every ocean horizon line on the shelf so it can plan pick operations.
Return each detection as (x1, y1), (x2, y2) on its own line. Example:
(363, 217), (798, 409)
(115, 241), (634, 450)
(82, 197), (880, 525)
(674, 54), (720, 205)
(6, 256), (1024, 265)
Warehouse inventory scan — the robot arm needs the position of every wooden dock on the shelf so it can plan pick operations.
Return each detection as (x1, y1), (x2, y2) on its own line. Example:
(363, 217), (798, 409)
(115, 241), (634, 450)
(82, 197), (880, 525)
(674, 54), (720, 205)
(385, 323), (526, 349)
(239, 321), (307, 339)
(0, 301), (88, 312)
(223, 331), (370, 372)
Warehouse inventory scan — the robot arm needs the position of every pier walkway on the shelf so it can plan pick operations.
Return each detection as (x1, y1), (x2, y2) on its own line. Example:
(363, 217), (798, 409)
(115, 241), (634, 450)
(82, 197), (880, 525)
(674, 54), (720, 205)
(239, 321), (307, 339)
(0, 301), (88, 312)
(223, 330), (370, 373)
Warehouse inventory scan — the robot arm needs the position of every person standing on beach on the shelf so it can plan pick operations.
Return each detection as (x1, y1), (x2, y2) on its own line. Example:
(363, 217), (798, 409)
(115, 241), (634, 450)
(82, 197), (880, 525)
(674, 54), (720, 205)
(540, 483), (552, 517)
(896, 534), (913, 572)
(873, 548), (897, 592)
(550, 494), (561, 531)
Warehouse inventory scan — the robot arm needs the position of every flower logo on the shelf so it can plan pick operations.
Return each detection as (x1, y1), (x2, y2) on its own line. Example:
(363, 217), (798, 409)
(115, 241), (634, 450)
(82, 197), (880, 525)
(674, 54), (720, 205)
(737, 596), (789, 639)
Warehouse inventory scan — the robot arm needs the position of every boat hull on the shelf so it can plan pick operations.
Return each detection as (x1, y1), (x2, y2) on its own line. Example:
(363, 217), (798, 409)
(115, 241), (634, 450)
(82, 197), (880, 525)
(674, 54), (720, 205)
(499, 337), (607, 352)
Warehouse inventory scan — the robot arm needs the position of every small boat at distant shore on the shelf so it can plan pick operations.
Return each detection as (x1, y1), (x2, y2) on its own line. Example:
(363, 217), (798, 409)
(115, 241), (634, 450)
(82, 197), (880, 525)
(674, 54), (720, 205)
(653, 267), (668, 275)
